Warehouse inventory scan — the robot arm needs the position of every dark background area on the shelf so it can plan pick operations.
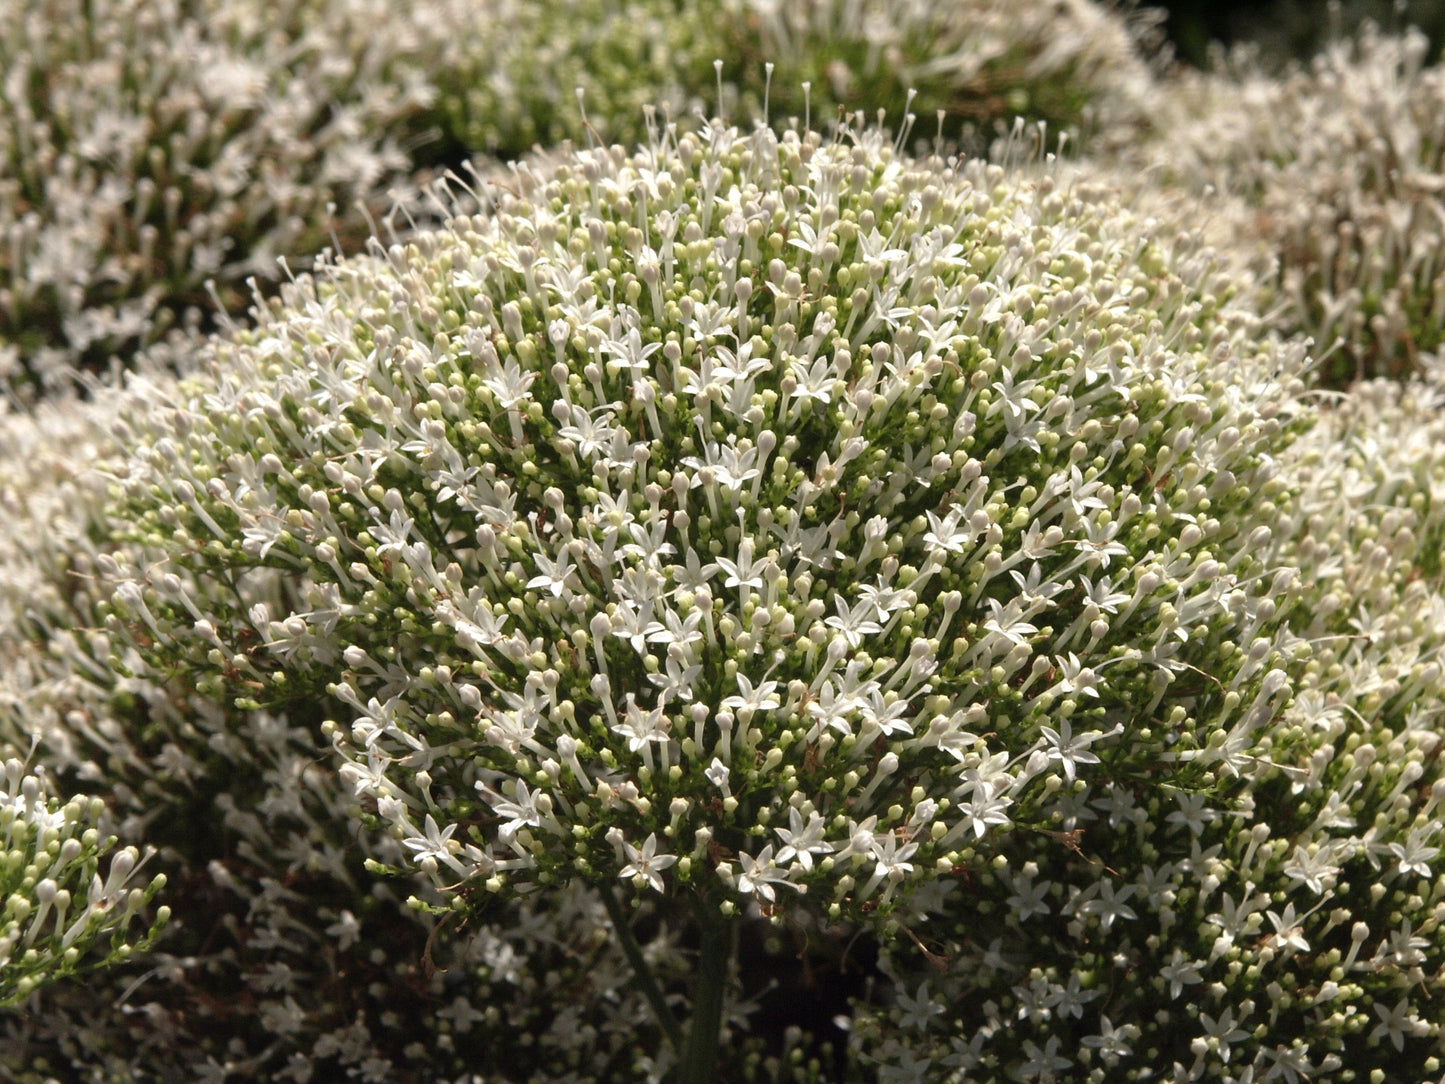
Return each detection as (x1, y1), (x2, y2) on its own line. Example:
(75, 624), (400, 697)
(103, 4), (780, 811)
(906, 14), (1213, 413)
(1153, 0), (1445, 67)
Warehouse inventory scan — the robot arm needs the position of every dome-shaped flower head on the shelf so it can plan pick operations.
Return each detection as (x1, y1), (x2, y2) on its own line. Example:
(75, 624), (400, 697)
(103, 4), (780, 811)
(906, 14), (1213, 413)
(98, 117), (1309, 937)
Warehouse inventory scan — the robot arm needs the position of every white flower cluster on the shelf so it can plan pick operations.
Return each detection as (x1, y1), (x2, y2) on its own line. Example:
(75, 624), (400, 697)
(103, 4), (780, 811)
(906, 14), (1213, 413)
(0, 758), (168, 1006)
(1142, 24), (1445, 386)
(73, 103), (1445, 1076)
(96, 119), (1308, 935)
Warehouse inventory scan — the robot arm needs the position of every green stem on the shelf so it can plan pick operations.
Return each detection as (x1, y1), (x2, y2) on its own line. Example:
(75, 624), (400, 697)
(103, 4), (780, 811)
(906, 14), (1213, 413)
(599, 882), (686, 1052)
(678, 900), (731, 1084)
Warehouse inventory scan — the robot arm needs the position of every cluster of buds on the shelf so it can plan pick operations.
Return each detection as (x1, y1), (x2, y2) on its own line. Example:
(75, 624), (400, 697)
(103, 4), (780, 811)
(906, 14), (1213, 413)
(0, 0), (457, 392)
(97, 118), (1310, 931)
(0, 758), (168, 1006)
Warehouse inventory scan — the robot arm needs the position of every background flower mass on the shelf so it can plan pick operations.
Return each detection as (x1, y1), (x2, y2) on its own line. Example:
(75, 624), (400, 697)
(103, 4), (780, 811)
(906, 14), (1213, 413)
(5, 2), (1445, 1082)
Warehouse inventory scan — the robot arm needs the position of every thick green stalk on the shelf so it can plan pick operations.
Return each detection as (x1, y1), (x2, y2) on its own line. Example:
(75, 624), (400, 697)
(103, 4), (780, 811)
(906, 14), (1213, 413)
(678, 902), (731, 1084)
(599, 882), (686, 1052)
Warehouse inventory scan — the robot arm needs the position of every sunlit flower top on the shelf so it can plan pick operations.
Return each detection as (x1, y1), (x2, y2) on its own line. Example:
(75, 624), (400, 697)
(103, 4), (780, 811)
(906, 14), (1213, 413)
(100, 117), (1307, 925)
(0, 0), (1155, 395)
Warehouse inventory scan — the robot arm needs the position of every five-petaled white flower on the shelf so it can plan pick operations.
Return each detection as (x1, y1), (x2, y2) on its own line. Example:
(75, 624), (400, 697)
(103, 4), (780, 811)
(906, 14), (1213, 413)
(773, 807), (834, 871)
(402, 814), (470, 878)
(619, 833), (677, 894)
(1038, 720), (1110, 783)
(737, 845), (796, 903)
